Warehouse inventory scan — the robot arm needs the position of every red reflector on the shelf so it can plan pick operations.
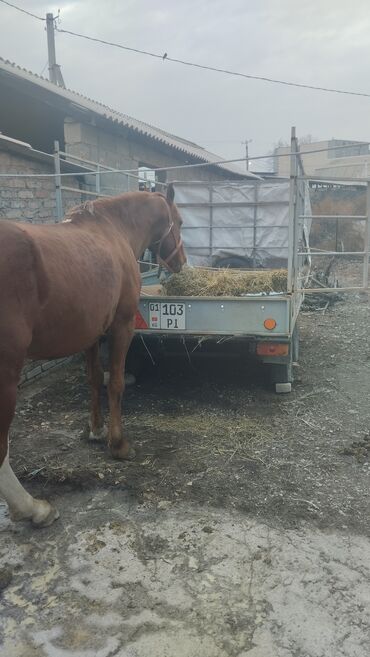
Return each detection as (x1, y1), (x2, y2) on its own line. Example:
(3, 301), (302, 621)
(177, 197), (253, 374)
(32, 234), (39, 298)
(256, 342), (289, 357)
(264, 318), (277, 330)
(135, 311), (148, 329)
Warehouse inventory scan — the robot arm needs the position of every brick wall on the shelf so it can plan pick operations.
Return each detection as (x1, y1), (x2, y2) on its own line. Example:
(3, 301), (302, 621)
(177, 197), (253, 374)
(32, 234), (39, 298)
(0, 149), (83, 223)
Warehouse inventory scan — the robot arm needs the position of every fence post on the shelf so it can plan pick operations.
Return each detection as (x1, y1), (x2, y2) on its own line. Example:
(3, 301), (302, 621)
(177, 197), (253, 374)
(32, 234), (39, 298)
(363, 181), (370, 289)
(252, 181), (258, 268)
(53, 140), (63, 221)
(96, 164), (101, 195)
(287, 127), (298, 294)
(209, 183), (214, 262)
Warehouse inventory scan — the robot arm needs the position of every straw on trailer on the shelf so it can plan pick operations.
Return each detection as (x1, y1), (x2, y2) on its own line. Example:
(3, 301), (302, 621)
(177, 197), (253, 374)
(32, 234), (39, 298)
(163, 267), (288, 297)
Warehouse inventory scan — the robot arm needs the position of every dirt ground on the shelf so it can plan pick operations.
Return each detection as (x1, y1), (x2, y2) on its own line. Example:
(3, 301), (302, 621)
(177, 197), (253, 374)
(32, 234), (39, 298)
(1, 266), (370, 656)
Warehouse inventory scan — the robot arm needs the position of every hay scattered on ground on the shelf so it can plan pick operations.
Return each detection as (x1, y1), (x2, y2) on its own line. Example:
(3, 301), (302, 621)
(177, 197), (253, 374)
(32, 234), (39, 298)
(15, 407), (271, 486)
(164, 267), (287, 297)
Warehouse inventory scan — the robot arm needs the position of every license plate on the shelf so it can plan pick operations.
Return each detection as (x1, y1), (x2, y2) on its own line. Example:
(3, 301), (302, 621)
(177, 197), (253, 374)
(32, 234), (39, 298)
(149, 302), (186, 330)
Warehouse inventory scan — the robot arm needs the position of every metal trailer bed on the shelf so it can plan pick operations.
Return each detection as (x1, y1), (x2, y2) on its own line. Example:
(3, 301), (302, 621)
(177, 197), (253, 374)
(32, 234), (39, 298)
(134, 129), (309, 393)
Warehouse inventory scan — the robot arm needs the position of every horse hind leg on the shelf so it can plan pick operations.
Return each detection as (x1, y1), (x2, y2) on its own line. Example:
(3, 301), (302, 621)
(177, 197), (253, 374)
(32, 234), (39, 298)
(107, 317), (136, 460)
(0, 372), (59, 528)
(85, 341), (107, 441)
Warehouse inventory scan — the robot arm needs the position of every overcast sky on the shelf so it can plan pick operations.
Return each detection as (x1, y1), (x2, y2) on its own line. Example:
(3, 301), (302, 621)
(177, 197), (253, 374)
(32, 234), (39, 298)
(2, 0), (370, 170)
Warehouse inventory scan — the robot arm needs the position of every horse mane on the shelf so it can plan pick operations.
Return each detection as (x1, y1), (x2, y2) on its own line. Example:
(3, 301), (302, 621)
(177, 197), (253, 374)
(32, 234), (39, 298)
(63, 200), (96, 223)
(62, 191), (170, 226)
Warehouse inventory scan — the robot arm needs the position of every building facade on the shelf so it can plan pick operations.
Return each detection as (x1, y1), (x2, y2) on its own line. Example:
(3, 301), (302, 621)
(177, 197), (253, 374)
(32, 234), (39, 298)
(273, 139), (370, 178)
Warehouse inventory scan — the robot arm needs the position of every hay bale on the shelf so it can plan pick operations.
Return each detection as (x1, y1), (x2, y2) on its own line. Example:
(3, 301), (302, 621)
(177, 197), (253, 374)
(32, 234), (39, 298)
(141, 284), (164, 296)
(163, 267), (287, 297)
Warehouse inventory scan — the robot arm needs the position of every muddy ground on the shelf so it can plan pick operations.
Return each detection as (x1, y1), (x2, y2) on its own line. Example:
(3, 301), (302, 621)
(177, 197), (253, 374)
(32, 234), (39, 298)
(1, 268), (370, 656)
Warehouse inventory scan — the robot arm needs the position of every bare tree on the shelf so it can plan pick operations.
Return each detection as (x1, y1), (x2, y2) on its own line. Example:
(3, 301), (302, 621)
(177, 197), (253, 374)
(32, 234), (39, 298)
(298, 134), (314, 145)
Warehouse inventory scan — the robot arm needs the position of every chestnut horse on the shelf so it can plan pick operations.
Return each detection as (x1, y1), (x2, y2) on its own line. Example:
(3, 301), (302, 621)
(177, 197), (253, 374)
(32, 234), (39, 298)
(0, 185), (185, 527)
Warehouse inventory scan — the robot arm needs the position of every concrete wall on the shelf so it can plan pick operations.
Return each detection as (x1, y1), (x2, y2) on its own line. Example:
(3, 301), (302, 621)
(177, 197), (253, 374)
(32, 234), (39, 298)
(64, 120), (230, 193)
(64, 120), (136, 193)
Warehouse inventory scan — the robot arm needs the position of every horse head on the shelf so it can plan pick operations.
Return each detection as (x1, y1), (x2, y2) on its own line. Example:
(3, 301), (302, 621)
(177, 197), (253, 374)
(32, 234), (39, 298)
(150, 184), (186, 274)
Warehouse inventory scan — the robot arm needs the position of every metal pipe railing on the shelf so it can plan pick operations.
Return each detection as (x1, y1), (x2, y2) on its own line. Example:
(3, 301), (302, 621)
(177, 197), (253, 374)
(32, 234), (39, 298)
(301, 214), (367, 221)
(60, 185), (109, 198)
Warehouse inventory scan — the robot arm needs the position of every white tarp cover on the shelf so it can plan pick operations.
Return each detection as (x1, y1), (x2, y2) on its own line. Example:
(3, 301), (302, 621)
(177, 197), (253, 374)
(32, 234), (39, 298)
(173, 180), (311, 268)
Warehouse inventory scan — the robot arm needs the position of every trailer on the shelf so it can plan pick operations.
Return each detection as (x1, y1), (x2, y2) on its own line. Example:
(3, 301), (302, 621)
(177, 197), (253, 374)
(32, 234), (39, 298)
(135, 130), (311, 392)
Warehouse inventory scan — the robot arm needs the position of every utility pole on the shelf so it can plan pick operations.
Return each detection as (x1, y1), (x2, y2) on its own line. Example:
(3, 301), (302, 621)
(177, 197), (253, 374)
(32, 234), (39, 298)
(46, 13), (65, 88)
(242, 139), (252, 171)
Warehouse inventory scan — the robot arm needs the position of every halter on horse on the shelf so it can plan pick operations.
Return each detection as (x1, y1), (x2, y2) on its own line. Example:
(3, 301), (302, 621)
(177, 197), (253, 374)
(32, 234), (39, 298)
(154, 217), (184, 272)
(0, 184), (186, 527)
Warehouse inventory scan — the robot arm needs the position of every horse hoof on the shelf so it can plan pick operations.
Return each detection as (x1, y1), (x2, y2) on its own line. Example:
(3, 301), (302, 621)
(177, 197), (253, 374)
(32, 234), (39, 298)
(32, 500), (59, 528)
(88, 425), (108, 442)
(126, 447), (136, 461)
(110, 444), (136, 461)
(125, 373), (136, 387)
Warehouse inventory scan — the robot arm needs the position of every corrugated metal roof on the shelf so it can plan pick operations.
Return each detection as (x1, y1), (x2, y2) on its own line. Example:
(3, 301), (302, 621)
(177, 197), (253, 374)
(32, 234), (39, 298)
(0, 57), (257, 179)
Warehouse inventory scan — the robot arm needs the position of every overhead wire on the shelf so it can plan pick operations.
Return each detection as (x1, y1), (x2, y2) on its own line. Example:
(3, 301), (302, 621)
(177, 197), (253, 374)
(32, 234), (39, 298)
(1, 0), (370, 99)
(0, 0), (45, 21)
(55, 26), (370, 99)
(1, 3), (370, 180)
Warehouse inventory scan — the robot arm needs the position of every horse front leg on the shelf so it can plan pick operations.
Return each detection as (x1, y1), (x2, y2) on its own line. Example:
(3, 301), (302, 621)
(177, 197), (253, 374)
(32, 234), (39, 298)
(0, 368), (59, 528)
(107, 317), (136, 460)
(85, 341), (107, 441)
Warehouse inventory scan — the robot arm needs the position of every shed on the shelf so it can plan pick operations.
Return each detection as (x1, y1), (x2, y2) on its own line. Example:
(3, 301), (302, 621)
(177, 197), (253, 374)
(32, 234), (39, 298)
(0, 56), (258, 194)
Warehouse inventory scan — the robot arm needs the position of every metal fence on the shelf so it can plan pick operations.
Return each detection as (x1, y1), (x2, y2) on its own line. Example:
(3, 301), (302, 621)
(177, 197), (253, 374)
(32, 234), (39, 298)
(285, 128), (370, 295)
(284, 126), (370, 339)
(52, 134), (369, 297)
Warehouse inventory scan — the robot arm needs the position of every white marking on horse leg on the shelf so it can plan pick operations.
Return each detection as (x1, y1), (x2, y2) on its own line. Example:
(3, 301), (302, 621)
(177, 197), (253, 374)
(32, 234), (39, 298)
(0, 447), (59, 527)
(0, 450), (33, 519)
(89, 424), (108, 442)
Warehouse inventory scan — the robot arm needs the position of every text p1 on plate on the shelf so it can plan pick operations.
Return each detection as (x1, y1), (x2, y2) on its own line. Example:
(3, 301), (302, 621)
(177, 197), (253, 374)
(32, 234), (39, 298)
(149, 302), (186, 330)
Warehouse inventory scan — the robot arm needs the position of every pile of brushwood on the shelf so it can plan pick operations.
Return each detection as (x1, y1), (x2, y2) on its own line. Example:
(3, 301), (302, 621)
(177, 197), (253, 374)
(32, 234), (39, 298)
(302, 258), (344, 310)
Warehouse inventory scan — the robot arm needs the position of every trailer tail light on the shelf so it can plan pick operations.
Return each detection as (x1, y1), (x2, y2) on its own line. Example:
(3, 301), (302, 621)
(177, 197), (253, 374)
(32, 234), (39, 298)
(135, 311), (148, 329)
(256, 342), (289, 357)
(264, 318), (277, 330)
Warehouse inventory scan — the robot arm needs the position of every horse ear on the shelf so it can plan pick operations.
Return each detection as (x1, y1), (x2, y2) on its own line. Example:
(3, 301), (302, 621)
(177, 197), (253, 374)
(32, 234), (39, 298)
(166, 183), (175, 205)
